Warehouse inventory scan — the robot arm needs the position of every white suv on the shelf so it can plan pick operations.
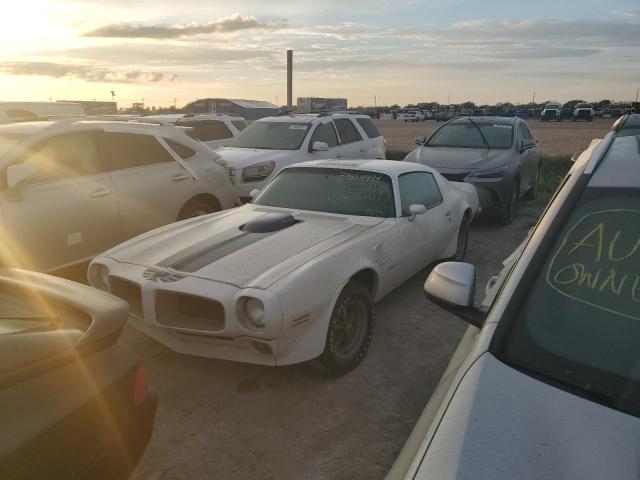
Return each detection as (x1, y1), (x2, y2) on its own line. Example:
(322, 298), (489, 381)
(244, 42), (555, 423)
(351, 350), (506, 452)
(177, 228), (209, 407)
(0, 119), (238, 272)
(135, 113), (248, 149)
(216, 112), (386, 201)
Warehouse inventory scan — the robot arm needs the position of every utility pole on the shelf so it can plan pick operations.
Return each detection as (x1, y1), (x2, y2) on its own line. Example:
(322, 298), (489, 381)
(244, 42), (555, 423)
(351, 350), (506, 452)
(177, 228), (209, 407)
(374, 95), (377, 109)
(636, 88), (639, 102)
(447, 93), (451, 106)
(286, 49), (293, 110)
(532, 91), (536, 105)
(275, 95), (279, 106)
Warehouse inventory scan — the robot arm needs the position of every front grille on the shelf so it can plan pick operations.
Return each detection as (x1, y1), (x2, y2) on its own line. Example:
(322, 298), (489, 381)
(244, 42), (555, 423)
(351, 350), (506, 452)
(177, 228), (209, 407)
(543, 111), (557, 119)
(577, 111), (592, 119)
(109, 277), (143, 318)
(156, 292), (225, 331)
(441, 172), (469, 182)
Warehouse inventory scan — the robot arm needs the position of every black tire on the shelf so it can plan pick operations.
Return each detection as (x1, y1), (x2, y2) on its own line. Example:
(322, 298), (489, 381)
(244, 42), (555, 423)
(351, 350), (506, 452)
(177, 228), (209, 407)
(453, 216), (469, 261)
(178, 198), (220, 220)
(320, 282), (374, 375)
(498, 182), (519, 225)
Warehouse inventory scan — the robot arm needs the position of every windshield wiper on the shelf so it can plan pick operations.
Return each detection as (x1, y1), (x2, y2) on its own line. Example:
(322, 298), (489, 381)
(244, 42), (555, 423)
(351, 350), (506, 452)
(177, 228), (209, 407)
(467, 118), (491, 149)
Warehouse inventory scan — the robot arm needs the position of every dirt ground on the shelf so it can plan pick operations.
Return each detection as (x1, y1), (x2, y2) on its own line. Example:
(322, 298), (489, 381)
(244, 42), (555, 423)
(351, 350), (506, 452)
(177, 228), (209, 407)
(124, 210), (539, 480)
(377, 118), (613, 155)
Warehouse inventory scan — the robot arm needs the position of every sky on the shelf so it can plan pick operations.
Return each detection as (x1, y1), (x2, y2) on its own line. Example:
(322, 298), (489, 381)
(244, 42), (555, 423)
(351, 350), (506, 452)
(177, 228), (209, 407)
(0, 0), (639, 108)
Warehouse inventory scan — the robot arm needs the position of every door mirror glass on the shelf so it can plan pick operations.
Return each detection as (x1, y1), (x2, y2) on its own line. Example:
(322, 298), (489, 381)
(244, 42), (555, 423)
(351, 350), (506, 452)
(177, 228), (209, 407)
(416, 136), (427, 145)
(6, 163), (38, 188)
(311, 141), (330, 152)
(425, 262), (475, 308)
(408, 203), (426, 221)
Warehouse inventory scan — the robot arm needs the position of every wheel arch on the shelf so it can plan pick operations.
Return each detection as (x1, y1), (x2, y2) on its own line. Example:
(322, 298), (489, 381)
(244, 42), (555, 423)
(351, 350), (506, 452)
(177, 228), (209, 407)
(348, 268), (379, 298)
(178, 193), (221, 220)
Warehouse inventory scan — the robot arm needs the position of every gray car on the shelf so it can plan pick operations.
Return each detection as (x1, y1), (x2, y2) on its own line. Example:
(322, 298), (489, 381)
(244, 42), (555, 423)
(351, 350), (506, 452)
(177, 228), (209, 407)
(404, 116), (541, 224)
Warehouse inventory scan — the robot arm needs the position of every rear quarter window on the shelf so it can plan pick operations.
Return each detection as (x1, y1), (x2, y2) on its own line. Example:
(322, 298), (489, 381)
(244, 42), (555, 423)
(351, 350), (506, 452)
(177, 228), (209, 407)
(356, 118), (382, 138)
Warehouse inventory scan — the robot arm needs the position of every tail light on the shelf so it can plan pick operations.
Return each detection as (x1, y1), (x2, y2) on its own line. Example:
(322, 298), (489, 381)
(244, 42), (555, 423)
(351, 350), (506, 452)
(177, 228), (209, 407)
(132, 364), (150, 407)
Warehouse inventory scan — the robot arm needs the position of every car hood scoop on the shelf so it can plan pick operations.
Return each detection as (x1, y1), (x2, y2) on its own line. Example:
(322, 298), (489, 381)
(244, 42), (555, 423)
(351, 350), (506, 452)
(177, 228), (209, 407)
(241, 212), (296, 233)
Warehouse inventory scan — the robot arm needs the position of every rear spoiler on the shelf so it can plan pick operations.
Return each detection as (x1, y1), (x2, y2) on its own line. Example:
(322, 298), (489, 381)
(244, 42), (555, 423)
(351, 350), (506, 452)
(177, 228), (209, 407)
(0, 269), (129, 386)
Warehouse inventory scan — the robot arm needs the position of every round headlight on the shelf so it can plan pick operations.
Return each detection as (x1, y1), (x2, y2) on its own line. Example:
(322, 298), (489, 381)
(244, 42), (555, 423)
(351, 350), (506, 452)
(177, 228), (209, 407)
(89, 264), (109, 290)
(243, 297), (265, 327)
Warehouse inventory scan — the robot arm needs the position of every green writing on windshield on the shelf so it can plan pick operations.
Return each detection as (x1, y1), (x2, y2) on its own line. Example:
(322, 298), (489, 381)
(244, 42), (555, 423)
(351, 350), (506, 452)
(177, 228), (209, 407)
(546, 209), (640, 320)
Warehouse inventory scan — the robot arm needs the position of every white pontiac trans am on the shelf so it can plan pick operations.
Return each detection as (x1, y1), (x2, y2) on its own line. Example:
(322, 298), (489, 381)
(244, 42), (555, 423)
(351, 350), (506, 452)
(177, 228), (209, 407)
(88, 160), (479, 374)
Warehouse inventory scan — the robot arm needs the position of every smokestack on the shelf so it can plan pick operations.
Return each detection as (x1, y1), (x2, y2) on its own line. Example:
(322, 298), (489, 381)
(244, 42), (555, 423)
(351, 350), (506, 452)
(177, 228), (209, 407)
(287, 49), (293, 110)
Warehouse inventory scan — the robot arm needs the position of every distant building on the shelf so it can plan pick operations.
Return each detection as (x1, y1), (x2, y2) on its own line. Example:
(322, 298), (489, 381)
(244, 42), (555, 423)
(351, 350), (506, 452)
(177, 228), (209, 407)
(297, 97), (348, 113)
(57, 100), (117, 115)
(183, 98), (279, 121)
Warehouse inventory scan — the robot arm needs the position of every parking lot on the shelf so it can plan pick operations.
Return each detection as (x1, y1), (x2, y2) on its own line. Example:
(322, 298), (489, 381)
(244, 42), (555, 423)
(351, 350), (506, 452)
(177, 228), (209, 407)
(377, 118), (613, 155)
(125, 211), (538, 480)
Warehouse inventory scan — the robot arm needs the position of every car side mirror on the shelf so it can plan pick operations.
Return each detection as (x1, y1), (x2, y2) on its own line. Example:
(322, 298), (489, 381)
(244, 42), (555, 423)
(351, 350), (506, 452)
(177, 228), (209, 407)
(424, 262), (486, 327)
(415, 136), (427, 145)
(311, 141), (330, 152)
(571, 150), (582, 162)
(408, 203), (426, 221)
(520, 138), (535, 152)
(6, 163), (38, 189)
(249, 188), (260, 200)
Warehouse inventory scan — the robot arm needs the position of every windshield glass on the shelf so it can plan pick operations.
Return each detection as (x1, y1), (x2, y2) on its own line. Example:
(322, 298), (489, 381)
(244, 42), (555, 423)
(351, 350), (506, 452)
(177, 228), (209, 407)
(427, 121), (513, 149)
(0, 133), (27, 156)
(227, 121), (310, 150)
(499, 188), (640, 416)
(254, 167), (395, 218)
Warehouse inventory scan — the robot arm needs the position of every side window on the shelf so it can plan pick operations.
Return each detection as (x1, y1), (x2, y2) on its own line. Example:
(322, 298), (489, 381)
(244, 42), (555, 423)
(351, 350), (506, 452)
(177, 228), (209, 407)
(356, 118), (381, 138)
(164, 138), (196, 160)
(21, 132), (103, 183)
(517, 124), (526, 146)
(398, 172), (443, 216)
(105, 133), (174, 171)
(181, 121), (233, 141)
(521, 123), (533, 140)
(334, 119), (362, 144)
(231, 120), (247, 131)
(310, 122), (339, 148)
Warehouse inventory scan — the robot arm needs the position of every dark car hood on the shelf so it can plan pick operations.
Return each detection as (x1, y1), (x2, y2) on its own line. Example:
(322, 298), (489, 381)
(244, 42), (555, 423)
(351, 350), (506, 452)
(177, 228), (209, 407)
(414, 146), (512, 172)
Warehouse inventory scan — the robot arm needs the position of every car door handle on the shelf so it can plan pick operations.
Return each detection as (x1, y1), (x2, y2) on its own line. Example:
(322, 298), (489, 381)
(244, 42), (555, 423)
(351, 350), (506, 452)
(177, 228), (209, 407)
(445, 211), (452, 217)
(359, 147), (368, 152)
(90, 188), (112, 198)
(335, 153), (343, 159)
(172, 173), (191, 182)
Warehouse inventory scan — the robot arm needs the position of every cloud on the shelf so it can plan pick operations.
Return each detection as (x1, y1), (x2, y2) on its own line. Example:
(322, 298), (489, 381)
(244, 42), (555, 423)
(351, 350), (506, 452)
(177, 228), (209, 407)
(83, 14), (285, 39)
(0, 62), (177, 83)
(45, 44), (276, 66)
(616, 7), (640, 18)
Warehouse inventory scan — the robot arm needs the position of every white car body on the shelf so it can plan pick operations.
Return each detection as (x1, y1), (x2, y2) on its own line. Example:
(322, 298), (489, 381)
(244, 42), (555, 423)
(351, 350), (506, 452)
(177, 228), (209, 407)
(572, 103), (595, 121)
(217, 113), (387, 201)
(387, 132), (640, 479)
(89, 160), (479, 367)
(0, 119), (238, 272)
(403, 111), (426, 122)
(134, 113), (247, 150)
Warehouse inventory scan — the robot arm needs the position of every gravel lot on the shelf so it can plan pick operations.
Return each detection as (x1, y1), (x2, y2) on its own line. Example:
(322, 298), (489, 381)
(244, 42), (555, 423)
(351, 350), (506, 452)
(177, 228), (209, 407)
(125, 211), (539, 480)
(377, 117), (613, 155)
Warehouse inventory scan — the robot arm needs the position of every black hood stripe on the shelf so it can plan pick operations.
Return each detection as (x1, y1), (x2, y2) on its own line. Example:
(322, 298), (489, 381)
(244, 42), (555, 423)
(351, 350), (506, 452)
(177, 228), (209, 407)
(165, 230), (274, 273)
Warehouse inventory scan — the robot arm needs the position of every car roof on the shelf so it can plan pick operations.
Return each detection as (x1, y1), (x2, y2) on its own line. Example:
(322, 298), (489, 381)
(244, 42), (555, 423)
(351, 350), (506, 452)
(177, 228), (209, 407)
(589, 135), (640, 189)
(287, 159), (435, 176)
(612, 113), (640, 131)
(0, 121), (55, 135)
(258, 113), (370, 123)
(449, 116), (517, 125)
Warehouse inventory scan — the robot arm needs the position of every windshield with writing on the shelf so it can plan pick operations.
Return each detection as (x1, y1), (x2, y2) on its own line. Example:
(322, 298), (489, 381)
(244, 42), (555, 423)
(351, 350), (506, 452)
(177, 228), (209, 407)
(427, 122), (513, 149)
(500, 188), (640, 416)
(254, 167), (395, 218)
(227, 121), (310, 150)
